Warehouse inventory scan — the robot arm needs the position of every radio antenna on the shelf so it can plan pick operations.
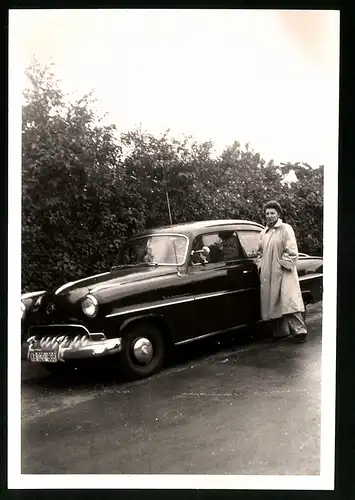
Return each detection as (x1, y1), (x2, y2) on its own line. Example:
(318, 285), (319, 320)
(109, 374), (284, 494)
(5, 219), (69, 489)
(165, 180), (173, 226)
(161, 163), (180, 277)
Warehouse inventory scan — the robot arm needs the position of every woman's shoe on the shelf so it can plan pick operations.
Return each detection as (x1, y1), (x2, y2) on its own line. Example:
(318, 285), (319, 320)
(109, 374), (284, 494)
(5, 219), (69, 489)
(294, 333), (307, 343)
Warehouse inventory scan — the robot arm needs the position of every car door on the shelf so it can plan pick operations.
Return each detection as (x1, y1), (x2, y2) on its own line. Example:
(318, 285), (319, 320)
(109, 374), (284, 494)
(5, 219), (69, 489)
(233, 227), (263, 324)
(187, 229), (260, 338)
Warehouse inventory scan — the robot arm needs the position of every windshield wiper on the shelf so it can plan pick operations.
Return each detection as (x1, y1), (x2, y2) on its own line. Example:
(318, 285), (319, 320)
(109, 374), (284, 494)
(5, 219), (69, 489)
(110, 262), (159, 271)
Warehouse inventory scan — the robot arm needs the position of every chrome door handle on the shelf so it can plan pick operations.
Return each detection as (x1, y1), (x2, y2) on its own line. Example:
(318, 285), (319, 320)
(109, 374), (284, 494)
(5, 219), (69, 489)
(243, 270), (252, 274)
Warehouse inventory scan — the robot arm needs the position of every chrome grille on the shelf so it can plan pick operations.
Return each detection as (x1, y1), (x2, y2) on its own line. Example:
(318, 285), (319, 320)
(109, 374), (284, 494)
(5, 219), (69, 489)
(26, 324), (107, 352)
(32, 334), (91, 350)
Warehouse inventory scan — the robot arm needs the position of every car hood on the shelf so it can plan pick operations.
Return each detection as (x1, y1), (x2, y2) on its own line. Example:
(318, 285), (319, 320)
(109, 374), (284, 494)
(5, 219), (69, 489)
(52, 265), (180, 298)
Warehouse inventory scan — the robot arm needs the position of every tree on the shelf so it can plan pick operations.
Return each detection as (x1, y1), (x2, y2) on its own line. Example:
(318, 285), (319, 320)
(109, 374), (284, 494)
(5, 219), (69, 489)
(22, 59), (125, 290)
(279, 163), (323, 254)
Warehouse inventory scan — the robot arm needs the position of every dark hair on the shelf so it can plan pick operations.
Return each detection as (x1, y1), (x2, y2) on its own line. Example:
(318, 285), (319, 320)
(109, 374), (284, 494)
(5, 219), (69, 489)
(263, 200), (283, 215)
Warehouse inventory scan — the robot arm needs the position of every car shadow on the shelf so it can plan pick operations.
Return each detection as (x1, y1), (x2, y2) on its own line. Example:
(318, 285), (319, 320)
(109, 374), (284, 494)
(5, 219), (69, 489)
(21, 323), (271, 391)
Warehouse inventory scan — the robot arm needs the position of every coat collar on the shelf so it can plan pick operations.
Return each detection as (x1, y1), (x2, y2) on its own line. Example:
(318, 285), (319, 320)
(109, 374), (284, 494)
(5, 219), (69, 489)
(265, 218), (283, 232)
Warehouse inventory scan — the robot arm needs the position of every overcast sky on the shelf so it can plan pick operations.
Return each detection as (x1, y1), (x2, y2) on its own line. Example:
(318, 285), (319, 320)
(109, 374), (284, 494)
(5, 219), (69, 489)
(11, 9), (339, 167)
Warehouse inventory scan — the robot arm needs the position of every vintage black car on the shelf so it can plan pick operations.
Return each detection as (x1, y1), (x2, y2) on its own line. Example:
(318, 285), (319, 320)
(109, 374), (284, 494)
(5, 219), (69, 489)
(21, 219), (323, 379)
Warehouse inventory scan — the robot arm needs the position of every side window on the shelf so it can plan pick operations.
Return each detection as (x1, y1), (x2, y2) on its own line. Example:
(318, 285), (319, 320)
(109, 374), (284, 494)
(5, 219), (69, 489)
(190, 231), (244, 265)
(237, 230), (261, 258)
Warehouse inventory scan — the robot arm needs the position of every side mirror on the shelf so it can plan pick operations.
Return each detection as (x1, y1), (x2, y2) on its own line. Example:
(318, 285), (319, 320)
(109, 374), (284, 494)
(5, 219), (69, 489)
(190, 246), (210, 266)
(201, 246), (210, 257)
(191, 246), (210, 257)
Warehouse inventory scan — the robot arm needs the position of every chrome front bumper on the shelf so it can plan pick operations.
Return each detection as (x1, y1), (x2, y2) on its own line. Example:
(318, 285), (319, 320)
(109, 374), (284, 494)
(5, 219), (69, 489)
(25, 333), (122, 362)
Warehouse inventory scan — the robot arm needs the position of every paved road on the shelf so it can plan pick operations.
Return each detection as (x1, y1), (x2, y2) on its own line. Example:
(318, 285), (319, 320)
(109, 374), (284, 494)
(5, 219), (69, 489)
(21, 303), (322, 475)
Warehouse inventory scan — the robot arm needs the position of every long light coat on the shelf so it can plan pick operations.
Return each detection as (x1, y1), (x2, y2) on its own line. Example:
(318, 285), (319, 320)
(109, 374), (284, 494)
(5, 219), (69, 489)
(257, 219), (305, 321)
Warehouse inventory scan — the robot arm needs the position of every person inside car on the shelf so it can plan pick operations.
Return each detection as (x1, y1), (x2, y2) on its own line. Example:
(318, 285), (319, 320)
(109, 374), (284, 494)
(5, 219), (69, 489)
(209, 231), (241, 262)
(190, 236), (210, 265)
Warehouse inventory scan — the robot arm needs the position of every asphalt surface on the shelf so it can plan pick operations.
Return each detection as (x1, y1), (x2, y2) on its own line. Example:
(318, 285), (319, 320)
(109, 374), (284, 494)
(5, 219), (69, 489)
(21, 302), (322, 475)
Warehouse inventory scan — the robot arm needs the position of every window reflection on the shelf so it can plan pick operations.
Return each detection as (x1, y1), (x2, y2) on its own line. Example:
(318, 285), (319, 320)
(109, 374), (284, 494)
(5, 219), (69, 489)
(121, 235), (187, 266)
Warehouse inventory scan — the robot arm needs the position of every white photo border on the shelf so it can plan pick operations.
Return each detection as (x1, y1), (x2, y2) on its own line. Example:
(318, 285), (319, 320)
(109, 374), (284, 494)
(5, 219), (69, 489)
(8, 8), (339, 491)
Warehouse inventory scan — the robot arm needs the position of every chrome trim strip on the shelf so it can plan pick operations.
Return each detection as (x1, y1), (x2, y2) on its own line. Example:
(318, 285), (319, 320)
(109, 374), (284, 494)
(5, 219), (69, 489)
(175, 323), (248, 346)
(90, 270), (179, 295)
(29, 323), (91, 335)
(130, 232), (189, 240)
(54, 273), (110, 295)
(106, 288), (256, 318)
(299, 272), (323, 281)
(195, 288), (255, 301)
(106, 296), (195, 318)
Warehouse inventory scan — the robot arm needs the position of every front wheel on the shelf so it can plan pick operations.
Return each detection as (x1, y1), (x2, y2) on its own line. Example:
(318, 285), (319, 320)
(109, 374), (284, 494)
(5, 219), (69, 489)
(120, 323), (166, 379)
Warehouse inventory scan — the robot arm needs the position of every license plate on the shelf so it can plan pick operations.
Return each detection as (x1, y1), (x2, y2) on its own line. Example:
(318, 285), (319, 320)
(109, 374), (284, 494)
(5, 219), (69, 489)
(29, 350), (58, 363)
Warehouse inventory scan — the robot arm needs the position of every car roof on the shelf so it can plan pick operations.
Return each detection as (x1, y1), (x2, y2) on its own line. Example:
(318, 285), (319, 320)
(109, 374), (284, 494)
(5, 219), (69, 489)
(132, 219), (265, 239)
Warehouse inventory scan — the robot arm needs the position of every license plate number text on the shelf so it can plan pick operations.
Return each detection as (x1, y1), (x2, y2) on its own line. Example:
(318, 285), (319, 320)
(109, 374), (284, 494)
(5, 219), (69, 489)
(29, 351), (57, 363)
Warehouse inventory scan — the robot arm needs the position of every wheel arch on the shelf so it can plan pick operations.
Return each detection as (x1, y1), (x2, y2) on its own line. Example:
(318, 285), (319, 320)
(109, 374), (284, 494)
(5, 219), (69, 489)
(118, 313), (174, 347)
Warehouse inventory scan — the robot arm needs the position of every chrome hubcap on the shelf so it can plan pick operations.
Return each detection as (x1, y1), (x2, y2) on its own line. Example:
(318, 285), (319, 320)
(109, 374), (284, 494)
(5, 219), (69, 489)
(132, 337), (153, 364)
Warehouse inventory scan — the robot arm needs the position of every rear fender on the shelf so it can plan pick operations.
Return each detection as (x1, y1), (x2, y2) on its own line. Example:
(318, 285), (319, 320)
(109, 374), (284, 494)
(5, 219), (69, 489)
(299, 273), (323, 305)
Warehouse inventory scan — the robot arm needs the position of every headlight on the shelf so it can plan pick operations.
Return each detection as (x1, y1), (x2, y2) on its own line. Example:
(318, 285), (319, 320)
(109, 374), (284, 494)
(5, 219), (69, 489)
(81, 295), (99, 317)
(21, 301), (26, 319)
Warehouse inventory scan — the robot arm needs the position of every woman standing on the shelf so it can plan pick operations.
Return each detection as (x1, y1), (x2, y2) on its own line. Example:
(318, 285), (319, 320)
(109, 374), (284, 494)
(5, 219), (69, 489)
(257, 200), (307, 343)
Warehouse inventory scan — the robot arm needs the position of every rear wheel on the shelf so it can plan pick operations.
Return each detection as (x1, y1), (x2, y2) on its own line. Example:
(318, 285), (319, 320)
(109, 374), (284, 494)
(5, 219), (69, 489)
(120, 323), (166, 379)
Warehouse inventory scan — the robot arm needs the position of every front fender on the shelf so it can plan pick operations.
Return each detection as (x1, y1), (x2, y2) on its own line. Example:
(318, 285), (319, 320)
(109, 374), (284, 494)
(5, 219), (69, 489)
(118, 313), (173, 342)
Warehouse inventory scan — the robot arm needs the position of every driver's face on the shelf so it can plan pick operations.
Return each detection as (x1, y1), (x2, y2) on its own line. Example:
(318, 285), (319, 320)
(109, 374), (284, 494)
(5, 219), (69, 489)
(265, 208), (279, 227)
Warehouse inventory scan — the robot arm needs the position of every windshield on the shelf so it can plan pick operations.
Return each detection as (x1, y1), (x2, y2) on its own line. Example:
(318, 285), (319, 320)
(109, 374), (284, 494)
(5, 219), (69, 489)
(118, 234), (188, 266)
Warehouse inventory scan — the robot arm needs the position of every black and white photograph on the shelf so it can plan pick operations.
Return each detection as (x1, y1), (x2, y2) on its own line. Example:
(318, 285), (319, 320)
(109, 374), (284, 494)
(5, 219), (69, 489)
(8, 8), (339, 489)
